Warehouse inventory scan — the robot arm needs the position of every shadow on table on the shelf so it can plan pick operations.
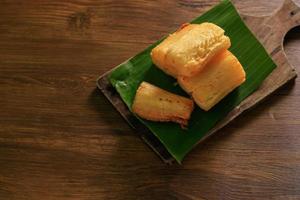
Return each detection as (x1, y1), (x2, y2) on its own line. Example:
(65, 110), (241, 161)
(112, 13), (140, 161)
(188, 79), (297, 160)
(87, 87), (182, 199)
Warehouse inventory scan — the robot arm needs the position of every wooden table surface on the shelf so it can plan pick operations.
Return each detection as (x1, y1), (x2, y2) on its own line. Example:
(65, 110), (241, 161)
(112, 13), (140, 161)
(0, 0), (300, 199)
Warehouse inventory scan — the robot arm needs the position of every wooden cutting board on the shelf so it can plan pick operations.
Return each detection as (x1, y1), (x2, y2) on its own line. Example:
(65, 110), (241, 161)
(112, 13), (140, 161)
(97, 0), (299, 164)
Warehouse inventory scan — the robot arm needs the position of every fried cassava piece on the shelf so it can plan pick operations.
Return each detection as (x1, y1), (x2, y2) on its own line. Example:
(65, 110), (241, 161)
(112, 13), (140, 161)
(178, 50), (246, 111)
(151, 23), (231, 77)
(132, 82), (194, 126)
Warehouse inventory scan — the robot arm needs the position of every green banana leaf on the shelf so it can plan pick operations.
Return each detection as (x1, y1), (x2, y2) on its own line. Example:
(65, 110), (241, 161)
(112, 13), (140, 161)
(109, 0), (276, 163)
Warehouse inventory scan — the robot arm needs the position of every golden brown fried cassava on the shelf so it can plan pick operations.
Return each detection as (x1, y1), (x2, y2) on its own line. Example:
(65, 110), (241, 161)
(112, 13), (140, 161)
(178, 50), (246, 111)
(151, 23), (231, 78)
(132, 82), (194, 126)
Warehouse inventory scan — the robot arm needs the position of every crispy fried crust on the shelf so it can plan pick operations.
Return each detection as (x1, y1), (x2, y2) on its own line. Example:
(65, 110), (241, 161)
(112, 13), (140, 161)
(178, 50), (246, 111)
(151, 23), (231, 78)
(132, 82), (194, 126)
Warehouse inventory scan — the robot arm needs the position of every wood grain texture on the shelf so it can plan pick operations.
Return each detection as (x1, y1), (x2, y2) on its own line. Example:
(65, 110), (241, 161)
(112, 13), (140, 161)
(0, 0), (300, 199)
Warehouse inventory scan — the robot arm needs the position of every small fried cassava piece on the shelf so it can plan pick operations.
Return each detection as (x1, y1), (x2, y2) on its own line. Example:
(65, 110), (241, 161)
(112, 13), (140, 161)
(132, 82), (194, 126)
(151, 23), (231, 78)
(178, 50), (246, 111)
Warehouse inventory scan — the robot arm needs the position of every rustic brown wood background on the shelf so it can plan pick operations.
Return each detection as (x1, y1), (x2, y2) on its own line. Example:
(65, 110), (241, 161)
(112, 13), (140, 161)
(0, 0), (300, 199)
